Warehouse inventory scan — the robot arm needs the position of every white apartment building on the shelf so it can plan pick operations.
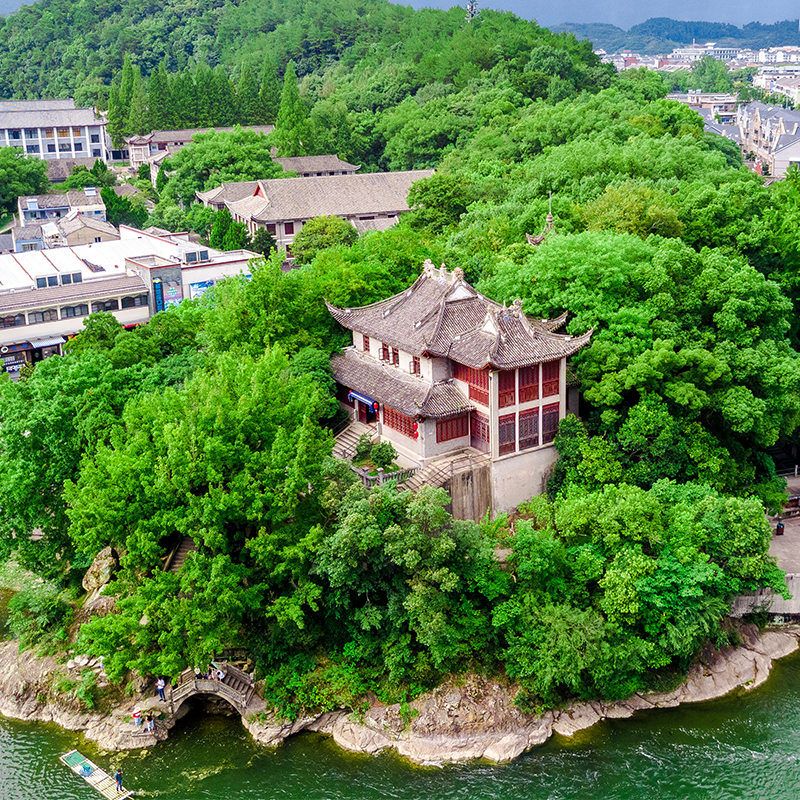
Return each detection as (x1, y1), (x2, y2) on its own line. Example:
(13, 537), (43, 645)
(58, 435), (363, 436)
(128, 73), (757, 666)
(0, 99), (110, 162)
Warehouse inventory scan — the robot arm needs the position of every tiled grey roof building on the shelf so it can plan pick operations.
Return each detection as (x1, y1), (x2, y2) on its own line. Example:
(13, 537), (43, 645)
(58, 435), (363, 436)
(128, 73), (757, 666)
(327, 261), (591, 513)
(0, 98), (110, 162)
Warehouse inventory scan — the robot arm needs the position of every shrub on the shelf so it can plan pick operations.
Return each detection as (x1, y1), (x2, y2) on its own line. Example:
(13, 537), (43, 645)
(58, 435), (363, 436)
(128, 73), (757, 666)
(371, 441), (397, 471)
(7, 585), (72, 652)
(354, 433), (373, 461)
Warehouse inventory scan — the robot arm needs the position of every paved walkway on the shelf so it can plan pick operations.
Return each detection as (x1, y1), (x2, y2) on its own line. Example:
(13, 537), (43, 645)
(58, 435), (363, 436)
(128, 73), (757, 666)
(769, 515), (800, 573)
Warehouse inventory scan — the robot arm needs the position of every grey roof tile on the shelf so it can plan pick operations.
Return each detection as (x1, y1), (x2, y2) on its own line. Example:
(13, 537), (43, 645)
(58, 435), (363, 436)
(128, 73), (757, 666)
(331, 347), (473, 419)
(274, 155), (360, 173)
(327, 261), (591, 369)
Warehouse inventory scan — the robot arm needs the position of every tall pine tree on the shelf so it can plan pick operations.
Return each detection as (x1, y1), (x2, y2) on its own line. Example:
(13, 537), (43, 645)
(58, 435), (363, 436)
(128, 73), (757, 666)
(106, 84), (126, 149)
(236, 63), (260, 125)
(212, 66), (237, 127)
(195, 65), (216, 128)
(147, 60), (172, 131)
(127, 67), (149, 136)
(274, 62), (313, 156)
(257, 57), (281, 125)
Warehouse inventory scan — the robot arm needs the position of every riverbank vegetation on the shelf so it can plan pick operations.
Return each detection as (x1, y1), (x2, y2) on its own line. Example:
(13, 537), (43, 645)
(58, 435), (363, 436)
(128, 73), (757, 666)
(0, 0), (798, 718)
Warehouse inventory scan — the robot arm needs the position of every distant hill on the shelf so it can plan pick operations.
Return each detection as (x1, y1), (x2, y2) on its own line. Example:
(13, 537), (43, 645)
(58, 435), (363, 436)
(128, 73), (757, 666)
(553, 16), (800, 54)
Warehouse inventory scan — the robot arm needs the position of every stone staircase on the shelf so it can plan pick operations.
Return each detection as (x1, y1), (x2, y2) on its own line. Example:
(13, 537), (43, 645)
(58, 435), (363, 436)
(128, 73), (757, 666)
(332, 422), (376, 460)
(166, 536), (197, 573)
(405, 450), (489, 492)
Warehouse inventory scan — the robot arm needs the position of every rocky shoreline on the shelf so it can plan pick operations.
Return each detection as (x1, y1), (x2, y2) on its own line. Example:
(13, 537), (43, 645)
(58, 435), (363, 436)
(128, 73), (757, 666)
(0, 624), (797, 764)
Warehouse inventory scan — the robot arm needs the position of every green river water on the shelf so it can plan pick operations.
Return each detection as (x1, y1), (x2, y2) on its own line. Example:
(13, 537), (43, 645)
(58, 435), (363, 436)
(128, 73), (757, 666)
(3, 648), (800, 800)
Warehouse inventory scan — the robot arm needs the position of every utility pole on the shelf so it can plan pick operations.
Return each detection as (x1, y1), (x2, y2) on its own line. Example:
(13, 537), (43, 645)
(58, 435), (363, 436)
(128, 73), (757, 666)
(465, 1), (479, 23)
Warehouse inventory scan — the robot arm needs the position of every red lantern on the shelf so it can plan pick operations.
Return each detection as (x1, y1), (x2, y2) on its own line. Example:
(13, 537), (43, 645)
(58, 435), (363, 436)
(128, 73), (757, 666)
(412, 421), (418, 431)
(373, 402), (379, 411)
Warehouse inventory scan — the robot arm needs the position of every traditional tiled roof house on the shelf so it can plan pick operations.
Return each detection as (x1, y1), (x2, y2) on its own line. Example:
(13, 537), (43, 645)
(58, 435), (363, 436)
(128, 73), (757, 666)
(327, 261), (591, 512)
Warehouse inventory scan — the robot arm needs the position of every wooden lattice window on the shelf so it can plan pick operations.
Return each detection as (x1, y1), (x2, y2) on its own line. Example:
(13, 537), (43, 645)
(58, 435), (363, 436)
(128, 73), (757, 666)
(381, 343), (390, 361)
(453, 361), (489, 406)
(384, 406), (415, 438)
(542, 402), (560, 444)
(470, 410), (490, 453)
(498, 370), (516, 408)
(542, 360), (560, 397)
(411, 356), (421, 375)
(498, 413), (516, 456)
(436, 414), (469, 443)
(519, 365), (539, 403)
(362, 334), (370, 352)
(392, 348), (399, 365)
(519, 408), (539, 450)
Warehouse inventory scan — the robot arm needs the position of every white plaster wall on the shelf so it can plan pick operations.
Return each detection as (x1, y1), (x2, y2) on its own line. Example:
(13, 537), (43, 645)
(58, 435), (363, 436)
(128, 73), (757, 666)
(421, 355), (449, 382)
(419, 417), (470, 460)
(0, 305), (149, 346)
(491, 445), (558, 514)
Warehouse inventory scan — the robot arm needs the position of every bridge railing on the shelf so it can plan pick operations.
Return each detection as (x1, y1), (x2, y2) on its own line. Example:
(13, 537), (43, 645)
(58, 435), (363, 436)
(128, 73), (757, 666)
(172, 662), (255, 709)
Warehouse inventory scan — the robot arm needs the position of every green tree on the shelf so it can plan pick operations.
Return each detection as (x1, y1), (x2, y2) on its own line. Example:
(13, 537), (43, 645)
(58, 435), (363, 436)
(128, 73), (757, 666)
(251, 226), (277, 256)
(209, 208), (233, 249)
(237, 63), (260, 125)
(0, 148), (48, 214)
(291, 216), (357, 264)
(148, 60), (173, 131)
(258, 58), (281, 125)
(274, 62), (313, 157)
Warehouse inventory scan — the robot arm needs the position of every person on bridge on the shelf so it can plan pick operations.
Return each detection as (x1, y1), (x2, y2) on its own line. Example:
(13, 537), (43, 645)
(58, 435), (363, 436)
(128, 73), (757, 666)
(156, 677), (166, 701)
(115, 769), (123, 792)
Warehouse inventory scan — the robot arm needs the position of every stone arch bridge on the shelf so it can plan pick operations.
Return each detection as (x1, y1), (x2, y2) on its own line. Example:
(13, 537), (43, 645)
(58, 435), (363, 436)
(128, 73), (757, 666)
(169, 662), (256, 715)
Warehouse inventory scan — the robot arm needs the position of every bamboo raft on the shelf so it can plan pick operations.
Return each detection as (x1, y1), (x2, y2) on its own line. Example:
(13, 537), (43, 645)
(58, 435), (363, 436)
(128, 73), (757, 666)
(60, 749), (134, 799)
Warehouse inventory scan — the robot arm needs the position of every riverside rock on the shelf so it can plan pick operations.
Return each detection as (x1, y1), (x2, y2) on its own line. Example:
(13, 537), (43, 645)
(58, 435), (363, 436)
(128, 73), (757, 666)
(1, 625), (798, 764)
(81, 546), (119, 593)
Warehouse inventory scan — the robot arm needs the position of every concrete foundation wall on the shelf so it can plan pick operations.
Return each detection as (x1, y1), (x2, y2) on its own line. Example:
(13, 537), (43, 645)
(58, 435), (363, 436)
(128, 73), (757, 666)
(731, 573), (800, 617)
(491, 446), (557, 514)
(443, 463), (491, 522)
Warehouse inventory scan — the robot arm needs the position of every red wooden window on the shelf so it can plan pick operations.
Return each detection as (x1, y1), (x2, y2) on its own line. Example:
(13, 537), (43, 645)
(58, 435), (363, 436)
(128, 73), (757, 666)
(498, 370), (516, 408)
(542, 402), (560, 444)
(392, 348), (399, 365)
(362, 334), (370, 352)
(498, 413), (516, 456)
(384, 406), (416, 438)
(519, 366), (539, 403)
(381, 343), (390, 361)
(519, 408), (539, 450)
(453, 362), (489, 406)
(542, 360), (560, 397)
(412, 356), (421, 375)
(470, 411), (490, 453)
(285, 222), (295, 235)
(436, 414), (469, 443)
(266, 223), (276, 234)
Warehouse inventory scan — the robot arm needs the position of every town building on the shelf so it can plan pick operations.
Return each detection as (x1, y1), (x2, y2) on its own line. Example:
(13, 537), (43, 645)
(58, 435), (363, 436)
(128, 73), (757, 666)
(17, 188), (106, 228)
(0, 226), (257, 377)
(668, 43), (742, 62)
(667, 92), (738, 124)
(737, 101), (800, 176)
(273, 155), (360, 177)
(327, 261), (591, 512)
(0, 99), (110, 162)
(9, 214), (120, 253)
(197, 170), (432, 253)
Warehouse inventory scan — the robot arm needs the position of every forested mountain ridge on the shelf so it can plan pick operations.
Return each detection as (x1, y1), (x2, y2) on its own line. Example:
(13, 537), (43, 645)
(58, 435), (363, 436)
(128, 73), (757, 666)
(0, 0), (598, 107)
(555, 16), (800, 55)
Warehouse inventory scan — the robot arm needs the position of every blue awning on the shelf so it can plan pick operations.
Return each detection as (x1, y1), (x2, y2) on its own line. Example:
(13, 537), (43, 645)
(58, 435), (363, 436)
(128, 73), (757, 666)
(348, 391), (377, 407)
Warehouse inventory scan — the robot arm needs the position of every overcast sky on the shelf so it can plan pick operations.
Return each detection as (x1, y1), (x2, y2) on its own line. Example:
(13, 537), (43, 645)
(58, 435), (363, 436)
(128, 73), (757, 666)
(404, 1), (800, 30)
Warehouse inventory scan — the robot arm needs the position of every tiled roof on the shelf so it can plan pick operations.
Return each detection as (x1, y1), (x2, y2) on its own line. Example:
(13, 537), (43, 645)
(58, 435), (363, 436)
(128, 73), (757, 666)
(239, 170), (432, 223)
(0, 234), (13, 252)
(327, 261), (591, 370)
(0, 107), (104, 129)
(0, 99), (76, 112)
(197, 181), (259, 206)
(11, 224), (42, 240)
(19, 190), (105, 209)
(274, 155), (360, 173)
(0, 275), (147, 313)
(352, 217), (398, 233)
(47, 158), (98, 182)
(128, 125), (275, 147)
(58, 216), (118, 237)
(331, 347), (473, 420)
